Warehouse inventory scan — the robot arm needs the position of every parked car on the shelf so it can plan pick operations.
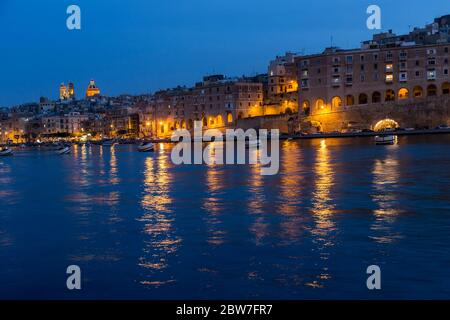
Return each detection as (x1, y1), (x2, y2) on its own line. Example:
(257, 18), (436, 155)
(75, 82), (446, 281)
(435, 124), (450, 130)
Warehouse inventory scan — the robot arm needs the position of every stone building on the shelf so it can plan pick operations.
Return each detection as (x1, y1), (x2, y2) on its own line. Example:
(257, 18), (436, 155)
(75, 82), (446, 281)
(296, 15), (450, 132)
(146, 75), (264, 138)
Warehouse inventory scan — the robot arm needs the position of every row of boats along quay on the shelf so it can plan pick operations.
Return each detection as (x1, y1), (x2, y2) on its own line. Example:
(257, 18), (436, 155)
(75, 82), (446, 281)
(2, 125), (450, 156)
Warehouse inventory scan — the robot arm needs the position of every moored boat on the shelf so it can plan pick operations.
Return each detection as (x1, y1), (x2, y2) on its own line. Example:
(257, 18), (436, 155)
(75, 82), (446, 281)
(0, 148), (13, 156)
(56, 146), (71, 155)
(137, 142), (155, 152)
(375, 135), (397, 145)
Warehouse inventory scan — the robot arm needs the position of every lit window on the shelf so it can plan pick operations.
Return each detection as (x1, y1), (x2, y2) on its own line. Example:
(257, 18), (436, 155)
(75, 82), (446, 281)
(385, 74), (394, 82)
(385, 64), (393, 72)
(427, 70), (436, 80)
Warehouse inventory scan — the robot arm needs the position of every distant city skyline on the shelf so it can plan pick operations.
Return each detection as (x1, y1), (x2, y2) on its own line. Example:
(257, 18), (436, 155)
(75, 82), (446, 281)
(0, 0), (449, 107)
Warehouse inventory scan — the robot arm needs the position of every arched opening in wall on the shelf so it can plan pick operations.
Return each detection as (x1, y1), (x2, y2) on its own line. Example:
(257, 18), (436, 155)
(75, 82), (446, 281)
(188, 119), (193, 130)
(238, 112), (244, 120)
(358, 93), (368, 105)
(160, 124), (165, 134)
(227, 112), (233, 123)
(372, 91), (381, 103)
(442, 82), (450, 95)
(285, 107), (293, 115)
(398, 88), (409, 100)
(174, 121), (179, 129)
(331, 96), (342, 108)
(216, 115), (223, 126)
(202, 117), (207, 128)
(168, 122), (174, 131)
(287, 117), (295, 134)
(374, 119), (400, 132)
(346, 95), (355, 106)
(427, 84), (437, 96)
(413, 86), (423, 98)
(385, 89), (395, 102)
(315, 98), (325, 110)
(209, 117), (215, 126)
(181, 120), (186, 129)
(302, 100), (311, 115)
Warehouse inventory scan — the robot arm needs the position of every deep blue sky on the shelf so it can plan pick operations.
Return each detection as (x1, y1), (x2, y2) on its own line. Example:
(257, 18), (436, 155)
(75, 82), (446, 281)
(0, 0), (449, 106)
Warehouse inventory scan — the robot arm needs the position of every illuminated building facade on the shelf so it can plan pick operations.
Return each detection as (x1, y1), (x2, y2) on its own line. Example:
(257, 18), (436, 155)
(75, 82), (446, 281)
(146, 75), (264, 138)
(296, 15), (450, 131)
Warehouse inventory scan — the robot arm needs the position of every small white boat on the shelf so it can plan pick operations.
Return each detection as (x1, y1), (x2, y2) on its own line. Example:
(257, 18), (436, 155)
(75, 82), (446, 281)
(0, 148), (13, 156)
(56, 146), (71, 155)
(138, 142), (155, 152)
(375, 135), (397, 145)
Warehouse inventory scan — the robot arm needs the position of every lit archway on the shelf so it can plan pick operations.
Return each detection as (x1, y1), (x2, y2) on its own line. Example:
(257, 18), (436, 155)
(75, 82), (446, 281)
(398, 88), (409, 100)
(216, 114), (223, 126)
(372, 91), (381, 103)
(427, 84), (437, 96)
(302, 100), (311, 115)
(181, 120), (186, 129)
(331, 96), (342, 108)
(227, 112), (233, 123)
(413, 86), (423, 98)
(346, 95), (355, 106)
(238, 112), (244, 120)
(202, 117), (207, 127)
(315, 98), (325, 110)
(358, 93), (368, 105)
(385, 89), (395, 102)
(374, 119), (400, 132)
(442, 82), (450, 95)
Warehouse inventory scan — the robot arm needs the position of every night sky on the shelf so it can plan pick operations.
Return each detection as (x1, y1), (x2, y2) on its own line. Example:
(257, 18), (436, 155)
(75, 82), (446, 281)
(0, 0), (449, 106)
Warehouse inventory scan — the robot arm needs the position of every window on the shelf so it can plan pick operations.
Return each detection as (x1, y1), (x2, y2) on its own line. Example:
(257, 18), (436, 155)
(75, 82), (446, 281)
(346, 56), (353, 64)
(374, 63), (378, 70)
(427, 48), (437, 55)
(445, 47), (449, 53)
(332, 76), (341, 85)
(373, 54), (378, 61)
(346, 65), (353, 73)
(386, 52), (393, 61)
(385, 64), (393, 72)
(427, 69), (436, 80)
(415, 71), (420, 77)
(399, 72), (408, 82)
(444, 68), (449, 76)
(385, 74), (394, 82)
(360, 55), (365, 62)
(302, 70), (308, 77)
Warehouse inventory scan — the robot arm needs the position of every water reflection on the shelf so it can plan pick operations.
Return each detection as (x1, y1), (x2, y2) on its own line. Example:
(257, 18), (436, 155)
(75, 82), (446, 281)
(202, 154), (227, 246)
(370, 148), (403, 244)
(277, 141), (304, 243)
(139, 148), (180, 286)
(308, 139), (336, 288)
(247, 149), (270, 246)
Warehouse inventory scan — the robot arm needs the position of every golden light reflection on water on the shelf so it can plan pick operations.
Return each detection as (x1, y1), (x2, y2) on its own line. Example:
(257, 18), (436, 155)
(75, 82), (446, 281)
(139, 150), (180, 286)
(109, 146), (120, 185)
(247, 149), (270, 246)
(370, 149), (403, 244)
(307, 139), (336, 288)
(277, 141), (305, 243)
(311, 140), (337, 235)
(202, 155), (227, 246)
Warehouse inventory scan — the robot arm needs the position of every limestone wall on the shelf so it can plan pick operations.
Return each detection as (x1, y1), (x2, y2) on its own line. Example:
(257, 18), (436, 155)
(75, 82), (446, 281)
(299, 96), (450, 132)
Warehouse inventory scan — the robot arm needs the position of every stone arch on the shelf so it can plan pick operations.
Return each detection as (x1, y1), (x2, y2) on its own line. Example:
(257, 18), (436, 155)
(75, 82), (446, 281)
(372, 91), (381, 103)
(302, 100), (311, 115)
(398, 87), (409, 100)
(358, 93), (368, 105)
(315, 98), (325, 110)
(413, 86), (423, 98)
(346, 95), (355, 106)
(427, 84), (437, 96)
(181, 119), (186, 129)
(331, 96), (342, 108)
(216, 114), (223, 126)
(442, 82), (450, 95)
(374, 119), (400, 132)
(385, 89), (395, 102)
(227, 112), (233, 123)
(237, 112), (244, 120)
